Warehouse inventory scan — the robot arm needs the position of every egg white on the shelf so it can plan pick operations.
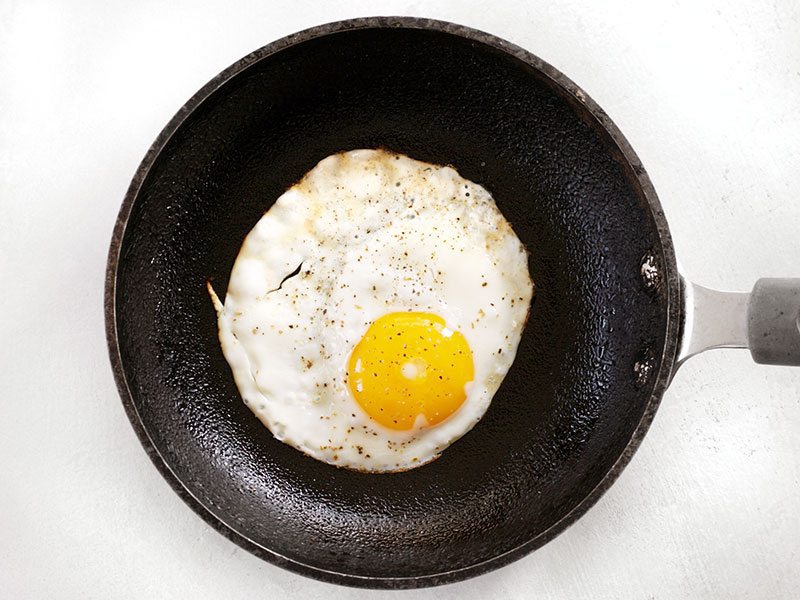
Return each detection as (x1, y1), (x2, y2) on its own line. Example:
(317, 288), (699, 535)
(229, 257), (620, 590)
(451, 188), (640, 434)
(212, 149), (533, 472)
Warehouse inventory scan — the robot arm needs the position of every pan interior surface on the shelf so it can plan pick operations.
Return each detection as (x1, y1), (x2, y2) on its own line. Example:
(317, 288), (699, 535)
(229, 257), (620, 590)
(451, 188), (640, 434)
(111, 21), (676, 587)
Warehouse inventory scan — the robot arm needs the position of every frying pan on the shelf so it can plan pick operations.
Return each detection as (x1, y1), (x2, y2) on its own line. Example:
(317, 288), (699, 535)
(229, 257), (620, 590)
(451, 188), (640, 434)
(105, 17), (800, 589)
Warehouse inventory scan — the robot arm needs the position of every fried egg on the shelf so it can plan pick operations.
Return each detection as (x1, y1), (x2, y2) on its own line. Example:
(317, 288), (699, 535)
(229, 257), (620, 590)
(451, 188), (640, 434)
(210, 149), (533, 472)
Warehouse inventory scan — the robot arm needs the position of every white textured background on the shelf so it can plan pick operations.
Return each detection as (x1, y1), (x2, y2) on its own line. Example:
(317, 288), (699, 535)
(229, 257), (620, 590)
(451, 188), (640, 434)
(2, 1), (800, 598)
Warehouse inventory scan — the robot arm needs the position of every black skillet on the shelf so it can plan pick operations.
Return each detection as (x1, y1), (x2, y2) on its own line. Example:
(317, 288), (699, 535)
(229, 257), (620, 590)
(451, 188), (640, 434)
(105, 17), (800, 589)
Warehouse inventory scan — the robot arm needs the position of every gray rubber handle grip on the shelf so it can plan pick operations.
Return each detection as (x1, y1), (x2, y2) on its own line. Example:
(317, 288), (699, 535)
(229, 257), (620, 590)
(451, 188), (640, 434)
(748, 278), (800, 366)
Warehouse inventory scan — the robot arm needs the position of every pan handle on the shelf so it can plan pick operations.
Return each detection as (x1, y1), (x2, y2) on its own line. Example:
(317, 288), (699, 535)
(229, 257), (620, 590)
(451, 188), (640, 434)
(748, 279), (800, 365)
(678, 278), (800, 367)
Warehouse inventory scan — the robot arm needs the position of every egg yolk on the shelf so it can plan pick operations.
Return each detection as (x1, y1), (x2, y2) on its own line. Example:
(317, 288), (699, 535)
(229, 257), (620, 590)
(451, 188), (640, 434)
(347, 312), (474, 430)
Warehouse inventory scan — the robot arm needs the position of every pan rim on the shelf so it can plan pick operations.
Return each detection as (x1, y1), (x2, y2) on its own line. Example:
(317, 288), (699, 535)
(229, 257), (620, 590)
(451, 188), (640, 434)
(104, 15), (682, 589)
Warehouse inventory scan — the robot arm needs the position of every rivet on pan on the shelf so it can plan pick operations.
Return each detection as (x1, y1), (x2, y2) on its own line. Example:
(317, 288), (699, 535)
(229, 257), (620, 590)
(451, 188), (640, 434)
(633, 350), (656, 388)
(640, 251), (662, 294)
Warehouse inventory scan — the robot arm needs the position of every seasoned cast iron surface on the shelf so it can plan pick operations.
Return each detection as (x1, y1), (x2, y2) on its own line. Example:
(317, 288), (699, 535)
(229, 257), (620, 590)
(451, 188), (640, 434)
(111, 20), (676, 586)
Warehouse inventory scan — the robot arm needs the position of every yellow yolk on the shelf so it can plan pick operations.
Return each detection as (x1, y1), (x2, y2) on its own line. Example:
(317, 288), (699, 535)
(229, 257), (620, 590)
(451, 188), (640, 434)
(347, 312), (474, 430)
